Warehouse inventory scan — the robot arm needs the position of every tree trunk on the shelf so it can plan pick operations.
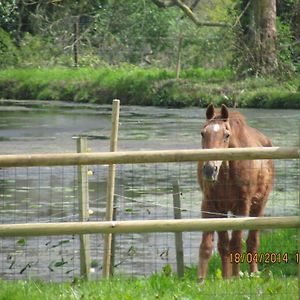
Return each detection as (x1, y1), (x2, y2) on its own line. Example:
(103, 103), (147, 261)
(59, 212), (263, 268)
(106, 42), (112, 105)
(73, 17), (80, 67)
(239, 0), (278, 75)
(253, 0), (278, 74)
(176, 34), (183, 80)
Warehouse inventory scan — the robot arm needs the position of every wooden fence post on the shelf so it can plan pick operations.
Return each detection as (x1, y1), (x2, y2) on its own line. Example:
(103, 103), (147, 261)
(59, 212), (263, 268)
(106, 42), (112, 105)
(102, 99), (120, 278)
(172, 180), (184, 278)
(77, 137), (91, 280)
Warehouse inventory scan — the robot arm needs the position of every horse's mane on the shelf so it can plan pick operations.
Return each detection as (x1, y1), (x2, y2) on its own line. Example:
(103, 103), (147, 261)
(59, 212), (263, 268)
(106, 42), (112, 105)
(214, 110), (247, 127)
(228, 111), (247, 127)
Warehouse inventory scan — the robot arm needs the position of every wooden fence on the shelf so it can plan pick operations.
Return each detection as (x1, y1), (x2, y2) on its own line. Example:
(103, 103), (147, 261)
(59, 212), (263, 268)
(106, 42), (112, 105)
(0, 147), (299, 236)
(0, 141), (299, 295)
(0, 146), (298, 167)
(0, 148), (299, 262)
(0, 216), (299, 237)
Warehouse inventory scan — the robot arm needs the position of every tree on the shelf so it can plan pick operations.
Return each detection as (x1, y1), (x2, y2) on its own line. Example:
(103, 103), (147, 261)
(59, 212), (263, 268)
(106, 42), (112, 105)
(237, 0), (277, 75)
(0, 27), (19, 67)
(151, 0), (279, 75)
(150, 0), (232, 76)
(3, 0), (296, 74)
(151, 0), (227, 27)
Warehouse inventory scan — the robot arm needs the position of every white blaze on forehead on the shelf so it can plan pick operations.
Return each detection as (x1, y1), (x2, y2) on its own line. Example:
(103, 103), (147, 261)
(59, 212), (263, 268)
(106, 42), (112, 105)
(209, 124), (221, 132)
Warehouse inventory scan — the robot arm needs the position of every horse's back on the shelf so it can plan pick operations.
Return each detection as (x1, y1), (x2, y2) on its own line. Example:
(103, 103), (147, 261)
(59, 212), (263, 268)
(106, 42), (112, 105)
(246, 126), (273, 147)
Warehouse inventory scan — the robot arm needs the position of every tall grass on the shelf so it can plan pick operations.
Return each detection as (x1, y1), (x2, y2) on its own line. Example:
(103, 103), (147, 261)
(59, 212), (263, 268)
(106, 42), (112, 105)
(1, 66), (298, 108)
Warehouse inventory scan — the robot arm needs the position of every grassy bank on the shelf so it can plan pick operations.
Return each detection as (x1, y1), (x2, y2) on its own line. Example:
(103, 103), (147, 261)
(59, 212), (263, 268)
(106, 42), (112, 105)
(0, 67), (299, 108)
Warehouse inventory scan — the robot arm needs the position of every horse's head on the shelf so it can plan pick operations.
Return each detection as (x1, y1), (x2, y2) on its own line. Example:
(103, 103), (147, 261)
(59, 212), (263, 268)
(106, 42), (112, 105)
(201, 104), (231, 182)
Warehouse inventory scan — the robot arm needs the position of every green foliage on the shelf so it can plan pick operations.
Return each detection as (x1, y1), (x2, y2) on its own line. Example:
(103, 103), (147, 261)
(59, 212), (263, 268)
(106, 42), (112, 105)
(181, 68), (234, 81)
(91, 0), (177, 64)
(17, 239), (27, 246)
(18, 34), (61, 67)
(241, 90), (300, 109)
(276, 18), (296, 73)
(0, 1), (19, 37)
(0, 67), (298, 108)
(0, 0), (299, 77)
(0, 0), (242, 70)
(0, 28), (19, 67)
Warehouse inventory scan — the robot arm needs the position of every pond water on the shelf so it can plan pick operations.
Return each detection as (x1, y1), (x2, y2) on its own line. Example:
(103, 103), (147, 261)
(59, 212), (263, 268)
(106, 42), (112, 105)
(0, 99), (299, 153)
(0, 100), (299, 281)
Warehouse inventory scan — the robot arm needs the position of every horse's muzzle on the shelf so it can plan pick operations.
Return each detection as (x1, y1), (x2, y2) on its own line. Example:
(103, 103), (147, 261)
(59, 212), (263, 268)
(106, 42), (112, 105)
(202, 162), (220, 182)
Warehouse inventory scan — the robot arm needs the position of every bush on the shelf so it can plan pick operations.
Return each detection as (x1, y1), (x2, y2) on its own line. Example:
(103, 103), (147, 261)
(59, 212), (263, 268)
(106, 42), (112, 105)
(0, 28), (19, 67)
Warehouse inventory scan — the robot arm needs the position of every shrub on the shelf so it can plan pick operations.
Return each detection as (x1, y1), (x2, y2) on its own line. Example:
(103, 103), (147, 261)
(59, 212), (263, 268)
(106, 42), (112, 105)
(0, 28), (19, 68)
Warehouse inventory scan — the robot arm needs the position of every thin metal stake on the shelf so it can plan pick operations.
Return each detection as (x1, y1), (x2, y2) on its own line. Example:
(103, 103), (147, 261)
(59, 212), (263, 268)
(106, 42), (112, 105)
(173, 180), (184, 278)
(77, 137), (91, 280)
(298, 126), (300, 300)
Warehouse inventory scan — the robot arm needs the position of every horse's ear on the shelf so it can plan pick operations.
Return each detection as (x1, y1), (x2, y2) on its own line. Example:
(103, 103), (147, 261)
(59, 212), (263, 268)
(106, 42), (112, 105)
(206, 104), (215, 120)
(221, 104), (229, 121)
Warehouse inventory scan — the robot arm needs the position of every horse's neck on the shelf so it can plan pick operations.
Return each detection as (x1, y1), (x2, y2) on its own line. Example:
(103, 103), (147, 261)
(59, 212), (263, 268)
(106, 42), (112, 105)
(229, 124), (250, 148)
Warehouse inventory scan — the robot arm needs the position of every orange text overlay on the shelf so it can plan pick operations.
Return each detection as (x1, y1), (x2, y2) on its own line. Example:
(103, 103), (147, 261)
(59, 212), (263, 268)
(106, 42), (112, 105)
(229, 252), (299, 264)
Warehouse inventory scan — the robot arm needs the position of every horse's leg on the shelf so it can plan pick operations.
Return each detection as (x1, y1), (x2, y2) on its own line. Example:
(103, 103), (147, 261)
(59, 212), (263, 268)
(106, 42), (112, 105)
(230, 198), (250, 277)
(229, 229), (244, 277)
(198, 231), (214, 283)
(247, 200), (266, 273)
(246, 230), (260, 273)
(217, 231), (231, 278)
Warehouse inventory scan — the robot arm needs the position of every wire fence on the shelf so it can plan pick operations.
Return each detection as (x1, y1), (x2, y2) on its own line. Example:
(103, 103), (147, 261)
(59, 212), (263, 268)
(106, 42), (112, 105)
(0, 156), (299, 282)
(0, 101), (299, 300)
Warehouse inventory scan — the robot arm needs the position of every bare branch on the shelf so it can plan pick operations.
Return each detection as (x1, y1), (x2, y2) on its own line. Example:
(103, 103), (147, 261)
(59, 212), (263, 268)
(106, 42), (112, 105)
(173, 0), (227, 27)
(190, 0), (201, 10)
(232, 0), (252, 28)
(151, 0), (175, 8)
(151, 0), (228, 27)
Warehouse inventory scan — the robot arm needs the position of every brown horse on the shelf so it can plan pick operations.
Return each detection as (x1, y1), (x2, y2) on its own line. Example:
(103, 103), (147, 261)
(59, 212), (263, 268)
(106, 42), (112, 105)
(197, 104), (274, 282)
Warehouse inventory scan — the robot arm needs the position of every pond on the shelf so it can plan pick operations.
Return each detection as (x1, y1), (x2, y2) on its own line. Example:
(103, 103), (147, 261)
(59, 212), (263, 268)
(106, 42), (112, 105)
(0, 100), (299, 281)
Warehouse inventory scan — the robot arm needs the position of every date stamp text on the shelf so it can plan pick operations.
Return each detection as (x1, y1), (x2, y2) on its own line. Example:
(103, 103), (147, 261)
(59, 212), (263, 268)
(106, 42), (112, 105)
(229, 252), (300, 264)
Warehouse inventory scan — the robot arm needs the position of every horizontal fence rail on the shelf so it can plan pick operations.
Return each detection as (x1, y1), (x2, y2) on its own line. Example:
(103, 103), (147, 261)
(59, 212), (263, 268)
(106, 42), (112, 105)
(0, 217), (299, 237)
(0, 147), (299, 167)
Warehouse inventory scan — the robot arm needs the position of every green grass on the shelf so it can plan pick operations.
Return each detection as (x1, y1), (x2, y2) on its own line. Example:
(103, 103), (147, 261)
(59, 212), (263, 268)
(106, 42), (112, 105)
(207, 228), (298, 278)
(0, 273), (297, 300)
(0, 229), (298, 299)
(0, 66), (299, 108)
